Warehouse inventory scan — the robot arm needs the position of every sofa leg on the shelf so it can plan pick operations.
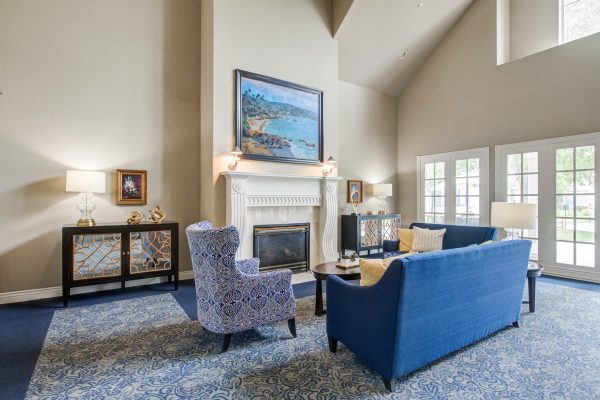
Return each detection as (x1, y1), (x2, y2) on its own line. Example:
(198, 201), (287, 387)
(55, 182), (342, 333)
(221, 334), (232, 353)
(328, 336), (338, 353)
(383, 378), (397, 392)
(512, 321), (520, 328)
(288, 318), (297, 338)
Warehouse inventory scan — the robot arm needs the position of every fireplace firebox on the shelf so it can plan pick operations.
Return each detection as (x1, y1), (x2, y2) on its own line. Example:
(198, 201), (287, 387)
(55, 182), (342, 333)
(253, 223), (310, 273)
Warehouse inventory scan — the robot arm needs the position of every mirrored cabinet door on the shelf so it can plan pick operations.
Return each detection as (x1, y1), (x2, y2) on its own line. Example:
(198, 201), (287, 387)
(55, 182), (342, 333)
(72, 233), (122, 280)
(129, 230), (172, 274)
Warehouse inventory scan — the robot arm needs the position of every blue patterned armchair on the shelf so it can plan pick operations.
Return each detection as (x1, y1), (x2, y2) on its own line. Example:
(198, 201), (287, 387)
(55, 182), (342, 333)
(186, 221), (297, 352)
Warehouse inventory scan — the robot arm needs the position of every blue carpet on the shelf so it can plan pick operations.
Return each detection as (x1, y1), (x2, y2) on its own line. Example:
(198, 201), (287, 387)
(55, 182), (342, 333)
(23, 284), (600, 398)
(0, 275), (599, 399)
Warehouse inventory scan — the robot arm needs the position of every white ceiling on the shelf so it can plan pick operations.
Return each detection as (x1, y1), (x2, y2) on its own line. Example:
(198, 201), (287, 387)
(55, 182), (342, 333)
(336, 0), (474, 97)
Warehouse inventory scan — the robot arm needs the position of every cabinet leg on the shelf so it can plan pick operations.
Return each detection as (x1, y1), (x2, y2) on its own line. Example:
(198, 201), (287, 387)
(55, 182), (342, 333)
(168, 275), (172, 283)
(121, 281), (125, 291)
(174, 274), (179, 290)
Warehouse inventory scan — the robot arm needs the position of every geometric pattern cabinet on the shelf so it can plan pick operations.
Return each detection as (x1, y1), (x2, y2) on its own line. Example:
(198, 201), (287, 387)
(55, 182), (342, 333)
(62, 221), (178, 306)
(341, 214), (401, 256)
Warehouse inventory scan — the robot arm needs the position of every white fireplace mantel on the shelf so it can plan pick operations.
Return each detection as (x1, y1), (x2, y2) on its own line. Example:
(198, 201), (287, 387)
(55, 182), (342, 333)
(220, 171), (343, 263)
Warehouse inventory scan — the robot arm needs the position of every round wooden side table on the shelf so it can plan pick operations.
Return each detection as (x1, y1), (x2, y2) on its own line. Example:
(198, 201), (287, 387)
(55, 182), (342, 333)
(310, 261), (361, 316)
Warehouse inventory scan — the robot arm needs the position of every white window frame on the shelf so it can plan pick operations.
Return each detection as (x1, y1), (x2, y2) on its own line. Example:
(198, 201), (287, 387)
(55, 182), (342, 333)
(417, 147), (490, 226)
(495, 132), (600, 283)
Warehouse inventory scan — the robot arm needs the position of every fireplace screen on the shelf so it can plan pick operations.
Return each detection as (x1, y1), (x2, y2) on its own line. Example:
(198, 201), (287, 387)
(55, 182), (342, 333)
(253, 223), (310, 273)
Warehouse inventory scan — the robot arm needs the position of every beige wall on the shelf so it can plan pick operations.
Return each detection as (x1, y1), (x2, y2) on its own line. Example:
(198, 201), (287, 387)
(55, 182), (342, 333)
(201, 0), (340, 226)
(0, 0), (201, 294)
(338, 81), (398, 215)
(509, 0), (559, 62)
(397, 0), (600, 225)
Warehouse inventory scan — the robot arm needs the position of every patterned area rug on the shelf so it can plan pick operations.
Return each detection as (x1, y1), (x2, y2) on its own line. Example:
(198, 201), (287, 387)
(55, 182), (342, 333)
(27, 284), (600, 399)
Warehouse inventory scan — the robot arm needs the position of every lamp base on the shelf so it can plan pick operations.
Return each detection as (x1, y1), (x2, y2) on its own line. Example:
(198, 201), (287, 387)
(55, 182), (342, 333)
(77, 217), (96, 227)
(377, 210), (386, 215)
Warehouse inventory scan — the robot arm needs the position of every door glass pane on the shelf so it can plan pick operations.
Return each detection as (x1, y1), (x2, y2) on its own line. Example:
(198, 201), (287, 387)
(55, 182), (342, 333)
(576, 146), (594, 169)
(456, 159), (467, 177)
(425, 163), (435, 179)
(557, 241), (574, 265)
(523, 174), (538, 195)
(576, 170), (594, 194)
(556, 172), (574, 194)
(507, 154), (521, 174)
(456, 178), (467, 196)
(576, 243), (595, 267)
(556, 148), (574, 171)
(554, 146), (595, 268)
(507, 175), (521, 196)
(523, 152), (538, 173)
(467, 158), (479, 176)
(468, 177), (480, 196)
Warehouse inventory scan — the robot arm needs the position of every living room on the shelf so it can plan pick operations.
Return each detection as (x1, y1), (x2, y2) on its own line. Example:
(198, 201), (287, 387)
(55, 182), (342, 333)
(1, 0), (600, 398)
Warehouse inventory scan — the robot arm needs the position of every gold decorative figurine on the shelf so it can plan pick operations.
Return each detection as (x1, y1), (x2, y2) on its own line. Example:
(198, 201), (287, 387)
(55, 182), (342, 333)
(127, 211), (143, 225)
(148, 205), (166, 224)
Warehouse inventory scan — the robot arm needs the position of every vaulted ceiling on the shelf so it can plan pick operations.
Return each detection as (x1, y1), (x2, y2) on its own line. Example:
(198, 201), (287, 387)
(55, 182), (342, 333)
(335, 0), (474, 97)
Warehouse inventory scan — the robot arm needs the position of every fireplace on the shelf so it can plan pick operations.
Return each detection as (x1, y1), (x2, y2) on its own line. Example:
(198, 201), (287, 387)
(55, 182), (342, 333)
(253, 223), (310, 273)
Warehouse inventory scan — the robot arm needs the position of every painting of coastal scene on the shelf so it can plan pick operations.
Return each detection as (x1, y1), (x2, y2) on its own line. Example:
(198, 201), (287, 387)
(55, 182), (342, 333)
(237, 70), (323, 164)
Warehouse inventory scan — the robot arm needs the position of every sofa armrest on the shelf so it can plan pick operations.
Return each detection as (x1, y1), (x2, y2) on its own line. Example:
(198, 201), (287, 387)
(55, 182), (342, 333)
(326, 265), (405, 380)
(236, 258), (260, 275)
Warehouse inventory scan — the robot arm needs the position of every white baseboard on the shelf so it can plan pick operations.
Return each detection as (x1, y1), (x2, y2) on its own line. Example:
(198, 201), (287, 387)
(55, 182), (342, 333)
(0, 270), (195, 305)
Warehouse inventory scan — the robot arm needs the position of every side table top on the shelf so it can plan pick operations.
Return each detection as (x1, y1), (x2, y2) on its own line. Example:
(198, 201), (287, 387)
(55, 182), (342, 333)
(311, 261), (361, 277)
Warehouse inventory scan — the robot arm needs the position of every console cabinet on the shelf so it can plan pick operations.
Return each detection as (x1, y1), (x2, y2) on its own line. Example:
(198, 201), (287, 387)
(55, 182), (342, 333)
(62, 221), (179, 306)
(341, 214), (401, 256)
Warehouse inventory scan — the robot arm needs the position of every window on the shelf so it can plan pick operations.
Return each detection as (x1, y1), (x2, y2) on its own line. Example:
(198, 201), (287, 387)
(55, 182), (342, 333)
(496, 133), (600, 283)
(554, 146), (595, 267)
(505, 152), (539, 260)
(418, 148), (489, 226)
(560, 0), (600, 44)
(423, 162), (445, 223)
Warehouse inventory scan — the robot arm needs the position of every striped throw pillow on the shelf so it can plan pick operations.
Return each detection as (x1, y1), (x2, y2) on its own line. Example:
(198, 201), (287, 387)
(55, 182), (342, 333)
(412, 226), (446, 252)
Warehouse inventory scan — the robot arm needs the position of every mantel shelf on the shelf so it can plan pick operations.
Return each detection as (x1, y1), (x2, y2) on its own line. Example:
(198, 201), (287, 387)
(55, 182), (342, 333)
(220, 171), (344, 181)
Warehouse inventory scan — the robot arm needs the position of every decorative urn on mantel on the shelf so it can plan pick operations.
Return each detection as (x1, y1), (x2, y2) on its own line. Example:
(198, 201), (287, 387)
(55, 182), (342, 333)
(220, 171), (343, 264)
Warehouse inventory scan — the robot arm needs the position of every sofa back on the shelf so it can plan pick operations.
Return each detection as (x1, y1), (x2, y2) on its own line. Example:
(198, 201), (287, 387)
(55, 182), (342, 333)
(387, 239), (530, 380)
(409, 222), (498, 249)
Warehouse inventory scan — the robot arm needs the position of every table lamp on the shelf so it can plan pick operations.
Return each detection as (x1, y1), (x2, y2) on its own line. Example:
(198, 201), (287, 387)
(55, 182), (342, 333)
(491, 202), (537, 239)
(372, 183), (392, 215)
(66, 170), (106, 226)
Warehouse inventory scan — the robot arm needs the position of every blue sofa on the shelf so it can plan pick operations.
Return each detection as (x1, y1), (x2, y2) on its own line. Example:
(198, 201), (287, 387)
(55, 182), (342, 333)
(381, 222), (498, 257)
(326, 239), (531, 391)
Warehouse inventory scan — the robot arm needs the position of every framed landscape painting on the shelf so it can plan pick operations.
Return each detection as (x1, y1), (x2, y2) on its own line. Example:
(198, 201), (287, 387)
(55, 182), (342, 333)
(236, 69), (323, 164)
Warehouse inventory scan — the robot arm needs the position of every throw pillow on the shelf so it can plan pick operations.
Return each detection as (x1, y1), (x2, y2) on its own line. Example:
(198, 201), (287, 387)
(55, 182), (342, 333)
(412, 226), (446, 252)
(398, 228), (414, 252)
(359, 253), (411, 286)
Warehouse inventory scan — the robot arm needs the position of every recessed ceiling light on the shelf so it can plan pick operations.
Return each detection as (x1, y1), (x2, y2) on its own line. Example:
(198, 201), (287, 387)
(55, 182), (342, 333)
(418, 2), (424, 8)
(400, 50), (408, 59)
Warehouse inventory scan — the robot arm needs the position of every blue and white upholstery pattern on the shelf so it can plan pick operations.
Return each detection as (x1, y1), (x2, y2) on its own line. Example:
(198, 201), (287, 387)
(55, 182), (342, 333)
(186, 221), (296, 335)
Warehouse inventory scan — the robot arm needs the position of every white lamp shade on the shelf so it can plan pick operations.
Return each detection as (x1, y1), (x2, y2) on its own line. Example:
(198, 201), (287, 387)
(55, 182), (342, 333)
(66, 170), (106, 194)
(491, 202), (537, 229)
(372, 183), (393, 197)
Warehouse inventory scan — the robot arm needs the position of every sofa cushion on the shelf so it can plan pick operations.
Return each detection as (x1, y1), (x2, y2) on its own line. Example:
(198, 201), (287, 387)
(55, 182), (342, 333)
(399, 228), (414, 252)
(359, 254), (411, 286)
(409, 222), (497, 249)
(412, 226), (445, 252)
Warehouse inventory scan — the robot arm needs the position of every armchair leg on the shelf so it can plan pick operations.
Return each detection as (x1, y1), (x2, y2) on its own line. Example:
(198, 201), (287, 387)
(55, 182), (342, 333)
(221, 334), (232, 353)
(383, 378), (397, 392)
(288, 318), (297, 338)
(328, 336), (337, 353)
(512, 321), (520, 328)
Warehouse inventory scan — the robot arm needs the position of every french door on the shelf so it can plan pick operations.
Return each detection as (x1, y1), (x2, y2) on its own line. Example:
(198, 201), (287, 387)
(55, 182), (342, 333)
(496, 133), (600, 282)
(418, 147), (489, 226)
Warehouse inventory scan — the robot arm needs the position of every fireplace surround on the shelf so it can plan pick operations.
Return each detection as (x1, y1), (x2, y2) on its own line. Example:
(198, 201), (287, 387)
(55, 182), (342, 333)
(221, 171), (342, 265)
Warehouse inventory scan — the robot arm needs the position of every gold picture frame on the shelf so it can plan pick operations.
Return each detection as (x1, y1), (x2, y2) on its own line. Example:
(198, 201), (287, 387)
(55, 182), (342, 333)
(115, 169), (147, 205)
(347, 180), (363, 203)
